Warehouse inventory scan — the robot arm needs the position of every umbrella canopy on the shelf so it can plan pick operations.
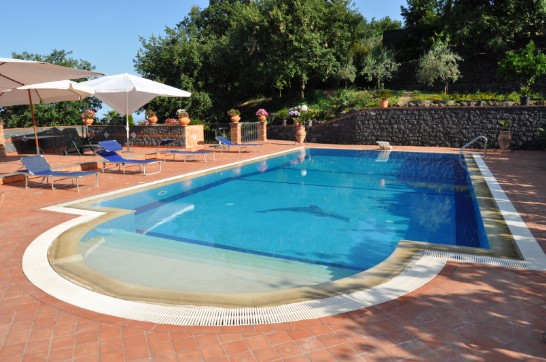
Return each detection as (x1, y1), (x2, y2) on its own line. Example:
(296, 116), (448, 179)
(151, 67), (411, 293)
(81, 73), (191, 151)
(0, 57), (103, 92)
(0, 58), (103, 154)
(0, 80), (94, 106)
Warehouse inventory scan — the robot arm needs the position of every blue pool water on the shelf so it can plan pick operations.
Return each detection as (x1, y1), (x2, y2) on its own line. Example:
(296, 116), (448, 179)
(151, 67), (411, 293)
(78, 149), (487, 293)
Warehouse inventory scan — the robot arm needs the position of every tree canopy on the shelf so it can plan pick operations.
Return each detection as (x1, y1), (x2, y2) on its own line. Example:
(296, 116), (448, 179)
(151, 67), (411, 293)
(134, 0), (401, 121)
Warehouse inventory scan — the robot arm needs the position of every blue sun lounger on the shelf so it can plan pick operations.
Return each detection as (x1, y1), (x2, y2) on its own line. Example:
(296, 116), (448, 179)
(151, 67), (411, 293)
(97, 140), (162, 175)
(96, 150), (162, 175)
(20, 155), (99, 191)
(155, 139), (215, 162)
(215, 136), (261, 153)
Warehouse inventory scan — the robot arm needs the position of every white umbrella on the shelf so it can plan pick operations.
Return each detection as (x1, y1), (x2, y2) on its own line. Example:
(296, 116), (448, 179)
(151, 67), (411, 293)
(81, 73), (191, 151)
(0, 80), (94, 106)
(0, 58), (103, 153)
(0, 57), (103, 92)
(0, 80), (96, 154)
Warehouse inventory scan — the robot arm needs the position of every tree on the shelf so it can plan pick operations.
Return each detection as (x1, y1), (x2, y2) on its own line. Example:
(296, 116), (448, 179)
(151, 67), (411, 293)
(336, 61), (357, 88)
(497, 40), (546, 96)
(0, 50), (101, 128)
(417, 41), (462, 93)
(361, 47), (400, 89)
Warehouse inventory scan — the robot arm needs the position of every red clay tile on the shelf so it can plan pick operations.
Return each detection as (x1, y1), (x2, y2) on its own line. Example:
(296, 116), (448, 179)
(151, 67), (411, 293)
(199, 343), (226, 360)
(223, 340), (249, 355)
(274, 341), (301, 358)
(264, 331), (292, 345)
(252, 346), (281, 362)
(0, 146), (544, 362)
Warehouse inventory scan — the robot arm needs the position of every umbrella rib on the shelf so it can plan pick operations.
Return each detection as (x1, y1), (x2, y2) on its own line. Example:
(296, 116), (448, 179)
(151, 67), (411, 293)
(0, 73), (24, 87)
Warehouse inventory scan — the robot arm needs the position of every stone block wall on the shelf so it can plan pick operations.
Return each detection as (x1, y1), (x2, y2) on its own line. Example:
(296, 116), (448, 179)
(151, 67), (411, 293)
(267, 106), (546, 150)
(1, 124), (206, 156)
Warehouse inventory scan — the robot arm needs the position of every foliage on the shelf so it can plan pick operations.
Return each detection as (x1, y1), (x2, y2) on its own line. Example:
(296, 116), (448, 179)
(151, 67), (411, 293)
(375, 89), (393, 100)
(101, 110), (125, 125)
(176, 109), (189, 118)
(497, 41), (546, 95)
(335, 61), (357, 88)
(81, 109), (96, 120)
(400, 0), (546, 59)
(417, 40), (462, 93)
(146, 109), (156, 117)
(498, 119), (511, 130)
(0, 50), (101, 128)
(227, 108), (240, 116)
(164, 118), (178, 124)
(360, 46), (400, 89)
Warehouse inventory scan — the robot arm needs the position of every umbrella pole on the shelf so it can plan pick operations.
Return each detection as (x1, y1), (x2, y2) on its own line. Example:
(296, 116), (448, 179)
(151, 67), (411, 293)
(125, 92), (130, 152)
(27, 90), (40, 155)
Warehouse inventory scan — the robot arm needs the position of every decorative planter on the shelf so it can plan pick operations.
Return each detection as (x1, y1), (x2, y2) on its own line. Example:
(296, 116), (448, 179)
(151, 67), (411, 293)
(83, 118), (94, 126)
(295, 124), (306, 144)
(257, 115), (267, 122)
(230, 115), (240, 123)
(520, 96), (530, 106)
(178, 117), (191, 126)
(498, 130), (511, 151)
(379, 99), (389, 108)
(148, 115), (158, 124)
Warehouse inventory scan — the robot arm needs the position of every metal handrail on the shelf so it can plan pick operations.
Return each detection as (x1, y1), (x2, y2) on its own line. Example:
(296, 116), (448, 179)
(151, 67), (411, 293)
(460, 135), (488, 159)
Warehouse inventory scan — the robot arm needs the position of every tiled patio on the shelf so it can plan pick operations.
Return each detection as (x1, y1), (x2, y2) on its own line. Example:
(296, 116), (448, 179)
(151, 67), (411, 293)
(0, 142), (544, 361)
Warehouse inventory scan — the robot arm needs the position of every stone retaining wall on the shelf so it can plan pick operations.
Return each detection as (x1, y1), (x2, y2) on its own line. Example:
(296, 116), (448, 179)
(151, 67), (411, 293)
(0, 124), (205, 156)
(268, 106), (546, 150)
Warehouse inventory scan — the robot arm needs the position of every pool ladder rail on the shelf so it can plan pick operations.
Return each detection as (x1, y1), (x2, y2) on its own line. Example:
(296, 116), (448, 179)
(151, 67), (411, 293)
(460, 135), (488, 159)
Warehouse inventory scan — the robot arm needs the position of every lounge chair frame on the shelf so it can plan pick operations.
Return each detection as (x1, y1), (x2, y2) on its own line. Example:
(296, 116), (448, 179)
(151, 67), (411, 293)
(215, 136), (262, 153)
(20, 155), (99, 191)
(155, 139), (216, 162)
(62, 128), (102, 156)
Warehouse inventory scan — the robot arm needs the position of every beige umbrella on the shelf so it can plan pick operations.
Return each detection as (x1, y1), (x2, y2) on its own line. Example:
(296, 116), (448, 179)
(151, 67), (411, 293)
(0, 57), (102, 91)
(0, 58), (102, 153)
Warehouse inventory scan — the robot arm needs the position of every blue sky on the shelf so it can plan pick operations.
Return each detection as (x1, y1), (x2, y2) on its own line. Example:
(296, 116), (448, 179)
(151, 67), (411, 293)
(2, 0), (405, 117)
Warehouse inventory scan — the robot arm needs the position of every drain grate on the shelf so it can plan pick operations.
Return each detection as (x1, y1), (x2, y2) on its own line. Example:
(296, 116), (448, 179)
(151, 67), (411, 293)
(423, 250), (529, 269)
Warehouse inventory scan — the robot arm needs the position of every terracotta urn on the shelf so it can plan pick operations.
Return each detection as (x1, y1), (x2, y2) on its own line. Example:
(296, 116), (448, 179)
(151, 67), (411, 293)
(230, 115), (241, 123)
(498, 130), (511, 151)
(148, 115), (158, 124)
(257, 115), (267, 122)
(178, 117), (191, 126)
(379, 99), (389, 108)
(83, 118), (94, 126)
(295, 124), (306, 144)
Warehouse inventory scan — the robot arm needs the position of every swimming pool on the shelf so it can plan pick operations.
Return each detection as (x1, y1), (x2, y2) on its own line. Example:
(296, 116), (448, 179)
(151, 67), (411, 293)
(52, 148), (490, 297)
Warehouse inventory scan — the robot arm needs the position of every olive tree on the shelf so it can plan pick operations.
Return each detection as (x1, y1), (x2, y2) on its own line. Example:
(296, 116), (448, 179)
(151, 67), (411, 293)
(417, 41), (462, 93)
(361, 46), (400, 89)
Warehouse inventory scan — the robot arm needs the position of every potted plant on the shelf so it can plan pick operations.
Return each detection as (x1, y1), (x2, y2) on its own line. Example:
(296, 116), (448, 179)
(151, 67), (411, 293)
(146, 110), (158, 124)
(176, 109), (190, 126)
(227, 109), (241, 123)
(518, 86), (531, 106)
(255, 108), (268, 122)
(81, 109), (96, 125)
(375, 89), (393, 108)
(498, 41), (546, 106)
(498, 119), (511, 151)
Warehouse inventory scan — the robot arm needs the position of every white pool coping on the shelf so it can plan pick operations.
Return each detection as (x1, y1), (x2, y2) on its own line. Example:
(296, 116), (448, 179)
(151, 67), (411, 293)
(21, 152), (546, 326)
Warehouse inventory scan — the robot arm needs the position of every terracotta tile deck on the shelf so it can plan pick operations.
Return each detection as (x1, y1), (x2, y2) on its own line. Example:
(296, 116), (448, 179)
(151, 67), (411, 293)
(0, 143), (544, 361)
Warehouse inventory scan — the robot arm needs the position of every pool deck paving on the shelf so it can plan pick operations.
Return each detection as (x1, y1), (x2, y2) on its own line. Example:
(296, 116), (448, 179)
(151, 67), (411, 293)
(0, 142), (544, 361)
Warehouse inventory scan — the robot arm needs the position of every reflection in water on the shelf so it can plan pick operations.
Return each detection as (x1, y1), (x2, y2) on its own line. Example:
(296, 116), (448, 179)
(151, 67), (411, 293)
(257, 204), (350, 223)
